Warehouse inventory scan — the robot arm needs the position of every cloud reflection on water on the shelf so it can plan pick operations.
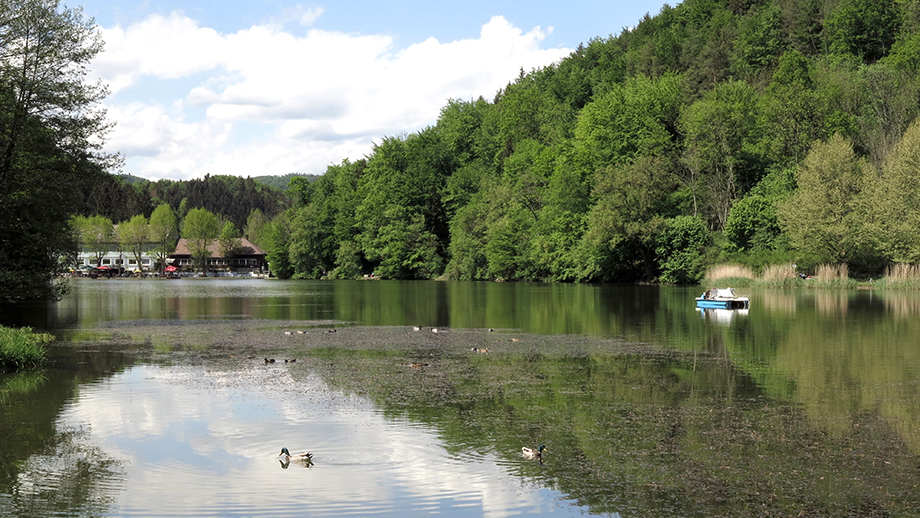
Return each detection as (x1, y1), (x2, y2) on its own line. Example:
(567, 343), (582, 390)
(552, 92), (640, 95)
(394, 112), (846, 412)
(55, 363), (584, 517)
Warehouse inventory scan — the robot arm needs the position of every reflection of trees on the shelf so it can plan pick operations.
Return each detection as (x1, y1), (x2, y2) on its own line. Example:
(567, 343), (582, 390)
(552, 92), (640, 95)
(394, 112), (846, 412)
(3, 428), (126, 516)
(0, 348), (134, 516)
(301, 333), (920, 517)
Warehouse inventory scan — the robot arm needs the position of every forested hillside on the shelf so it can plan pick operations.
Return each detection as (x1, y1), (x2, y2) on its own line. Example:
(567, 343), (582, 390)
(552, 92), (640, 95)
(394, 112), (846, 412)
(23, 0), (920, 290)
(257, 0), (920, 282)
(73, 174), (291, 231)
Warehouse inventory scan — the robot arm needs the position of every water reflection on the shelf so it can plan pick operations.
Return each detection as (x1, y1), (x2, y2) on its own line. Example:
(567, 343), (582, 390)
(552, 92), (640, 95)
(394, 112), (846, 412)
(6, 360), (592, 517)
(5, 281), (920, 516)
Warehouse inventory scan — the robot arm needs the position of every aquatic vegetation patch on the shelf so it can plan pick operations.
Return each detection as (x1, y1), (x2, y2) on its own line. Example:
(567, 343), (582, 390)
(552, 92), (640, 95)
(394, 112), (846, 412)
(0, 326), (52, 370)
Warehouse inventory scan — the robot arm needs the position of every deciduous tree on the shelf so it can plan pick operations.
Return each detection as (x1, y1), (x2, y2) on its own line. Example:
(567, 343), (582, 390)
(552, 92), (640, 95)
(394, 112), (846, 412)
(181, 208), (219, 272)
(148, 204), (177, 273)
(0, 0), (112, 300)
(118, 214), (148, 272)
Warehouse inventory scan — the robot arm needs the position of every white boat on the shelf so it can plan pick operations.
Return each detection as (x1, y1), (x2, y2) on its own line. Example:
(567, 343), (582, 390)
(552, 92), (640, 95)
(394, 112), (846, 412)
(695, 288), (750, 310)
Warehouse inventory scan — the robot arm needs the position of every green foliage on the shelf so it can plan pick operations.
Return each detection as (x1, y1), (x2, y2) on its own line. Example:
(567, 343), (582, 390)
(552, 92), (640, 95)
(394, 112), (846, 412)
(0, 326), (52, 371)
(289, 204), (334, 279)
(148, 204), (177, 272)
(871, 117), (920, 263)
(778, 134), (874, 265)
(575, 73), (683, 171)
(181, 208), (220, 272)
(826, 0), (901, 63)
(680, 79), (763, 227)
(656, 215), (709, 284)
(51, 0), (920, 284)
(118, 214), (149, 270)
(0, 0), (111, 300)
(731, 3), (784, 78)
(71, 215), (115, 266)
(724, 195), (782, 252)
(264, 213), (294, 279)
(217, 221), (242, 260)
(578, 158), (677, 282)
(252, 173), (319, 190)
(147, 174), (290, 230)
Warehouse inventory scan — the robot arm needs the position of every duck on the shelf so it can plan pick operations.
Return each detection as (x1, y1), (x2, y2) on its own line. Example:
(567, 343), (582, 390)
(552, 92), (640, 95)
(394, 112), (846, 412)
(412, 326), (422, 331)
(326, 328), (337, 334)
(471, 347), (490, 354)
(264, 358), (275, 364)
(285, 358), (297, 363)
(522, 444), (547, 459)
(279, 447), (313, 461)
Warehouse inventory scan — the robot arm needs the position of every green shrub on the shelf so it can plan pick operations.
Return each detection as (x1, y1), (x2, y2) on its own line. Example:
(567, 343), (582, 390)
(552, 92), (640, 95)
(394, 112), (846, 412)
(0, 326), (52, 370)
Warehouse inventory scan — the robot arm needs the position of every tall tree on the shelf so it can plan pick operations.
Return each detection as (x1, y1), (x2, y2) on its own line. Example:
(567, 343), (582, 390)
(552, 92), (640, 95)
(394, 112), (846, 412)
(72, 215), (114, 267)
(680, 79), (762, 229)
(117, 214), (148, 271)
(181, 208), (219, 272)
(148, 204), (177, 273)
(871, 117), (920, 263)
(778, 134), (874, 265)
(217, 221), (242, 262)
(0, 0), (111, 300)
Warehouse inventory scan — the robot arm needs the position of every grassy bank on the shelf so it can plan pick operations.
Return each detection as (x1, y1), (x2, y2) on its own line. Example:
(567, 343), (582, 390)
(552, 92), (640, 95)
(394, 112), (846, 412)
(0, 326), (52, 370)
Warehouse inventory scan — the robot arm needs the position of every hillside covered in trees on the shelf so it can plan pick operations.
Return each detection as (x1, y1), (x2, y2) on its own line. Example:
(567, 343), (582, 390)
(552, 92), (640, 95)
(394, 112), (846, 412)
(9, 0), (920, 300)
(252, 0), (920, 282)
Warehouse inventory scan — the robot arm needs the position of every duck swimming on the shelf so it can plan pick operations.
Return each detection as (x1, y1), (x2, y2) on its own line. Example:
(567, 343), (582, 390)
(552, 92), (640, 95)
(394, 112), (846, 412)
(522, 445), (547, 459)
(279, 447), (312, 461)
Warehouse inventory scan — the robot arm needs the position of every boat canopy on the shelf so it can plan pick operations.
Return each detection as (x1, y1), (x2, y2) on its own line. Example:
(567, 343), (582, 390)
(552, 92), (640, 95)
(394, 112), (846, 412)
(708, 288), (737, 299)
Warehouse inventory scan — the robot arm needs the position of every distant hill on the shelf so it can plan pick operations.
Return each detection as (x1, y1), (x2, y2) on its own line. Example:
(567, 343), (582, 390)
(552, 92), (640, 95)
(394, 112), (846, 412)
(252, 173), (320, 190)
(118, 173), (149, 185)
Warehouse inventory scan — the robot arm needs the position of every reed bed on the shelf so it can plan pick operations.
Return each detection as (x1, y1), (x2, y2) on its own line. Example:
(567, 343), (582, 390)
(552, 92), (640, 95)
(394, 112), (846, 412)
(704, 264), (756, 287)
(704, 262), (860, 289)
(809, 263), (857, 289)
(876, 263), (920, 290)
(0, 326), (52, 371)
(759, 263), (803, 288)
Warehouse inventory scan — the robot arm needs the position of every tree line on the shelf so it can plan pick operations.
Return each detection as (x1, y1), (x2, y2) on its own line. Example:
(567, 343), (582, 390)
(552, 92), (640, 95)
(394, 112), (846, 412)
(7, 0), (920, 300)
(258, 0), (920, 282)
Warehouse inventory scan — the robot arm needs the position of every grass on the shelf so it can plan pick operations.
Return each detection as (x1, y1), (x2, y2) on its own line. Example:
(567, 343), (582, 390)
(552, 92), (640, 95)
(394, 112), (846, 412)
(810, 263), (858, 289)
(703, 264), (756, 287)
(704, 262), (854, 289)
(0, 326), (52, 370)
(759, 263), (802, 288)
(874, 263), (920, 290)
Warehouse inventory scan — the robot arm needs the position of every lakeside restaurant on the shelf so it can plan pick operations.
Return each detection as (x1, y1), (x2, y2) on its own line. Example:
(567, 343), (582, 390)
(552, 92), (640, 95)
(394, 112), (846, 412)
(168, 238), (267, 274)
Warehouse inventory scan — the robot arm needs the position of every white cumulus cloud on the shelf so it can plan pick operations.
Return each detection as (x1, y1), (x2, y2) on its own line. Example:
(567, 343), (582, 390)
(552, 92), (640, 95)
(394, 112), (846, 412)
(91, 13), (569, 180)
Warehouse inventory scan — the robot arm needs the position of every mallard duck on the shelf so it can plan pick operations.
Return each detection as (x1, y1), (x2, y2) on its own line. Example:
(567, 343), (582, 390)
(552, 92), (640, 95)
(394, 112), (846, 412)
(264, 358), (275, 364)
(522, 444), (547, 459)
(412, 325), (422, 331)
(279, 447), (313, 461)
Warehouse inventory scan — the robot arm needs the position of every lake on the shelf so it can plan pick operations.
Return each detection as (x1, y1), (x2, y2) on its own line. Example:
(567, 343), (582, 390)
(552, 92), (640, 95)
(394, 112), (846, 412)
(2, 279), (920, 517)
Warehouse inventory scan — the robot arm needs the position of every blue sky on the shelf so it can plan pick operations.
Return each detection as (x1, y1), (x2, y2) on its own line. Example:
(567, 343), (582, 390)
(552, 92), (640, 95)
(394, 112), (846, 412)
(80, 1), (673, 180)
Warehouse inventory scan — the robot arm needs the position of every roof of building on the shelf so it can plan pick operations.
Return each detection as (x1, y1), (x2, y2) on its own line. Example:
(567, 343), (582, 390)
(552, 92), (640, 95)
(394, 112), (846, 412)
(171, 237), (266, 258)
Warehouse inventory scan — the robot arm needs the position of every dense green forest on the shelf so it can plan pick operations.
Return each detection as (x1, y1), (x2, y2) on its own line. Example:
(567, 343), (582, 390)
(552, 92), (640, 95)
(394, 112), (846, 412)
(257, 0), (920, 282)
(72, 173), (292, 231)
(9, 0), (920, 299)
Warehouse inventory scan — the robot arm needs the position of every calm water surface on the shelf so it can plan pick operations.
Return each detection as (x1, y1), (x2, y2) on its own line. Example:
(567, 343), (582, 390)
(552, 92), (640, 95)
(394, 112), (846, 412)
(3, 280), (920, 517)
